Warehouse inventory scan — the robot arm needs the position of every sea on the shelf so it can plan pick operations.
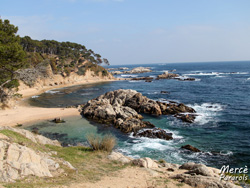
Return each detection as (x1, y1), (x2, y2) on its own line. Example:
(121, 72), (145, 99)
(26, 61), (250, 170)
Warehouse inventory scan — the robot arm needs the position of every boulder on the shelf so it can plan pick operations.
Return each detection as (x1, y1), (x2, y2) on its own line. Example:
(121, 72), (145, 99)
(181, 144), (201, 152)
(108, 151), (133, 164)
(0, 140), (57, 182)
(134, 128), (173, 140)
(132, 157), (159, 169)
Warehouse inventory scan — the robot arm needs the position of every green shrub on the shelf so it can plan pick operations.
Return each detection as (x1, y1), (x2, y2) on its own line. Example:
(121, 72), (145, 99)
(86, 134), (116, 152)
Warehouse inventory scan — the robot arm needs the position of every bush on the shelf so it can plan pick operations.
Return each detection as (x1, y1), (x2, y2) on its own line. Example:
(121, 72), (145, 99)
(86, 134), (116, 152)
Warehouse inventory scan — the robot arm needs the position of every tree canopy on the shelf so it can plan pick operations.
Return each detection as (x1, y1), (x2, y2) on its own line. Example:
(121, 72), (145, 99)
(0, 19), (26, 103)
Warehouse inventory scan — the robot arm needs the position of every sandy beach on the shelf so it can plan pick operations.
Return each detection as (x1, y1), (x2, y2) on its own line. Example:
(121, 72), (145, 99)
(0, 79), (117, 127)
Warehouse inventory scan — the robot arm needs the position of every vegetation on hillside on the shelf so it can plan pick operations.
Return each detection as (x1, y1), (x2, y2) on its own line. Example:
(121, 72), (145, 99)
(0, 130), (127, 188)
(0, 18), (110, 107)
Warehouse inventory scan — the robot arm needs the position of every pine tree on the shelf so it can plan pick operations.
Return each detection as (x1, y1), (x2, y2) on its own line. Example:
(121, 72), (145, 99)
(0, 19), (26, 104)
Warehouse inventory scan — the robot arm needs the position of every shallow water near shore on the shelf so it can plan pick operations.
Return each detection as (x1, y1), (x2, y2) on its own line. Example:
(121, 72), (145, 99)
(26, 61), (250, 170)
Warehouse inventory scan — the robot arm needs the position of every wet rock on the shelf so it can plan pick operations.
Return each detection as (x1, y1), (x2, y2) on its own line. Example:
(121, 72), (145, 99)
(181, 144), (201, 152)
(160, 91), (169, 94)
(174, 113), (196, 123)
(134, 128), (173, 140)
(52, 118), (65, 123)
(131, 77), (154, 81)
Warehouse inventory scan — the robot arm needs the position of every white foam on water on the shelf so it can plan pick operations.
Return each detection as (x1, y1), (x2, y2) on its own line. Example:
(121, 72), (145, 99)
(129, 80), (144, 83)
(31, 95), (39, 98)
(247, 78), (250, 81)
(121, 74), (138, 78)
(147, 91), (159, 95)
(188, 103), (224, 125)
(219, 150), (233, 156)
(185, 71), (249, 77)
(45, 90), (60, 94)
(184, 72), (219, 76)
(80, 92), (93, 96)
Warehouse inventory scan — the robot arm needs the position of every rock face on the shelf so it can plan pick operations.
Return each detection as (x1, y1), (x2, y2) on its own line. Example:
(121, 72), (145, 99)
(81, 89), (196, 140)
(0, 127), (74, 182)
(124, 67), (152, 74)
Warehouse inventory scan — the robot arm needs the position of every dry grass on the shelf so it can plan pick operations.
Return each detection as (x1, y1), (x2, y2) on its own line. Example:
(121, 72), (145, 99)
(87, 134), (116, 152)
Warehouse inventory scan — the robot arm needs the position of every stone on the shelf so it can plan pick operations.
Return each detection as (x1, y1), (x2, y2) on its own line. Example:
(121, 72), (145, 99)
(108, 151), (133, 164)
(132, 157), (158, 169)
(134, 128), (173, 140)
(157, 71), (179, 79)
(181, 144), (201, 152)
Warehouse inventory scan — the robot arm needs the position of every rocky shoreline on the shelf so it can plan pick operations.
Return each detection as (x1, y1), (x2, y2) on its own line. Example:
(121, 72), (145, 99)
(81, 89), (196, 140)
(108, 151), (240, 188)
(0, 126), (242, 188)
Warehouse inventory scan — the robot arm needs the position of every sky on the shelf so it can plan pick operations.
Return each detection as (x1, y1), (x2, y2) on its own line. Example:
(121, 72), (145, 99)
(1, 0), (250, 65)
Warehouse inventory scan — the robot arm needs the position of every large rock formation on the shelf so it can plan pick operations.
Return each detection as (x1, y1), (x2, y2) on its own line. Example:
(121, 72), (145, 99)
(124, 67), (152, 74)
(81, 89), (196, 140)
(0, 127), (74, 182)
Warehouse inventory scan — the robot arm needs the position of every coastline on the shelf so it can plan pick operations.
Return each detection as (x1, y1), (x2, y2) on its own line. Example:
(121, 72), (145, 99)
(0, 78), (117, 127)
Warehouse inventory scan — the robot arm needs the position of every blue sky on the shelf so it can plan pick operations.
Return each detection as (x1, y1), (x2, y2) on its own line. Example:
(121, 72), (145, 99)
(1, 0), (250, 65)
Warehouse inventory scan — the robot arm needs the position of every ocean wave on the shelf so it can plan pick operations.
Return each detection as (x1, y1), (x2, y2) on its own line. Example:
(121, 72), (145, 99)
(247, 78), (250, 81)
(129, 80), (144, 83)
(147, 91), (159, 95)
(185, 71), (248, 77)
(45, 90), (60, 94)
(188, 103), (224, 125)
(121, 74), (138, 78)
(31, 95), (39, 98)
(80, 92), (93, 96)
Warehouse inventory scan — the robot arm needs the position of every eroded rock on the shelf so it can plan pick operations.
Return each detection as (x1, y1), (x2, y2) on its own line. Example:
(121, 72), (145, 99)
(81, 89), (196, 140)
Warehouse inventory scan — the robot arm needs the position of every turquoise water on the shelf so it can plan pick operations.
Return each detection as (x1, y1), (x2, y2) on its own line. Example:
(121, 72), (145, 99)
(26, 61), (250, 169)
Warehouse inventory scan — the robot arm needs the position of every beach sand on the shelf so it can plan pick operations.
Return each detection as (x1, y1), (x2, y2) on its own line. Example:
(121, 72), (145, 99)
(0, 79), (116, 127)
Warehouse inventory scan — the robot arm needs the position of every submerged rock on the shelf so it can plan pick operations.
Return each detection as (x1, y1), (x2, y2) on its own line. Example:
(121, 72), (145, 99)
(181, 144), (201, 152)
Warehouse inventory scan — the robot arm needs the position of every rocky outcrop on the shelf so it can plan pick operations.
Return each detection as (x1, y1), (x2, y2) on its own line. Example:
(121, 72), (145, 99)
(124, 67), (152, 74)
(108, 152), (241, 188)
(134, 128), (173, 140)
(0, 127), (74, 182)
(175, 162), (240, 188)
(111, 71), (122, 75)
(81, 89), (196, 140)
(156, 71), (179, 79)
